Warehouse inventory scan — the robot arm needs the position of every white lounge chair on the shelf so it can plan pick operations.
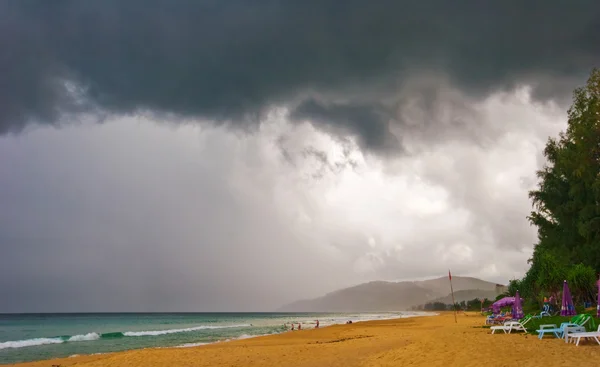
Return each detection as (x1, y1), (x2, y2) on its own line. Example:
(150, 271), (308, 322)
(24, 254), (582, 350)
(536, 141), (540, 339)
(567, 325), (600, 346)
(491, 316), (532, 334)
(490, 321), (511, 334)
(563, 325), (586, 342)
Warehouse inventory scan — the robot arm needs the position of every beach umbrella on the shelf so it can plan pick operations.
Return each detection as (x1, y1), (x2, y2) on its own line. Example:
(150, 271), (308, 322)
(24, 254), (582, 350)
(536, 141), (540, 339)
(560, 280), (576, 316)
(492, 296), (522, 315)
(597, 278), (600, 318)
(512, 290), (524, 319)
(492, 297), (513, 314)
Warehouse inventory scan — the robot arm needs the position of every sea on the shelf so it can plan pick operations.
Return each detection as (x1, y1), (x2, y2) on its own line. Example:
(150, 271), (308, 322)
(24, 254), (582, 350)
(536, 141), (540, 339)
(0, 312), (427, 364)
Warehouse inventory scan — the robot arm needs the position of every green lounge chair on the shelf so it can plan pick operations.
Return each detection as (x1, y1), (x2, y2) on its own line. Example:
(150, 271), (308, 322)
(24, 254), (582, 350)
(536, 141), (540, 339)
(536, 314), (591, 340)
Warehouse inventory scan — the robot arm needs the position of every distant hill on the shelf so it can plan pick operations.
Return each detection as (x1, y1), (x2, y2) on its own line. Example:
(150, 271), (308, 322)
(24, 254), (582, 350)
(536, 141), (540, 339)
(277, 276), (506, 312)
(427, 289), (501, 305)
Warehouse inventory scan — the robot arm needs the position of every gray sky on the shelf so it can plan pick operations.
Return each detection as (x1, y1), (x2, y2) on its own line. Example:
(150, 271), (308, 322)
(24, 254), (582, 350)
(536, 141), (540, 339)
(0, 1), (597, 312)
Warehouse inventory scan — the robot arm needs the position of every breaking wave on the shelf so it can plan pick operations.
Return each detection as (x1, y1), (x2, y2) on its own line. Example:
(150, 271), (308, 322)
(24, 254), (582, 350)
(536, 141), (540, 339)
(0, 338), (64, 350)
(122, 324), (250, 337)
(66, 332), (101, 342)
(0, 324), (250, 350)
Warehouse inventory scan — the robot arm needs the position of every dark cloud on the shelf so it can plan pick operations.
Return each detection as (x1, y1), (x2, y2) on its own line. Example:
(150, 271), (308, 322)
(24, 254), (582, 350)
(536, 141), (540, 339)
(291, 100), (400, 153)
(1, 0), (598, 150)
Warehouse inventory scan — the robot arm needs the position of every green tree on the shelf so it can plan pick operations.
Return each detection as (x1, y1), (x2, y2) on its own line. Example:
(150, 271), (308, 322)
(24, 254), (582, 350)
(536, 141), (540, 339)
(522, 247), (567, 305)
(507, 279), (522, 297)
(528, 68), (600, 271)
(567, 264), (597, 304)
(466, 298), (488, 311)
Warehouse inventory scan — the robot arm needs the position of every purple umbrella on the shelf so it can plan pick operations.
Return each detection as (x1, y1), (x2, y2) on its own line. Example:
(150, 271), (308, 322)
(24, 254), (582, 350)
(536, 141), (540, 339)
(560, 280), (576, 317)
(596, 278), (600, 318)
(512, 290), (524, 319)
(492, 296), (523, 315)
(492, 297), (513, 314)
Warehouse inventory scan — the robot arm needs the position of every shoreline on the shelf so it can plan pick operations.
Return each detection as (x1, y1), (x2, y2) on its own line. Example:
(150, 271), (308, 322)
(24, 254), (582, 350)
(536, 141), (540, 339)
(6, 312), (600, 367)
(0, 312), (432, 364)
(164, 312), (437, 349)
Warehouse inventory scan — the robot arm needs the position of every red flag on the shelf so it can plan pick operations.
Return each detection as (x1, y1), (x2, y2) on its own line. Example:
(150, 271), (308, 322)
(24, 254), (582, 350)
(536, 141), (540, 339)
(448, 270), (452, 281)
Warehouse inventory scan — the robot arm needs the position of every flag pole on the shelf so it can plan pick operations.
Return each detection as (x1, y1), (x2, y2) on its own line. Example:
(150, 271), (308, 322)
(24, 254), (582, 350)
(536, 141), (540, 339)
(449, 269), (457, 323)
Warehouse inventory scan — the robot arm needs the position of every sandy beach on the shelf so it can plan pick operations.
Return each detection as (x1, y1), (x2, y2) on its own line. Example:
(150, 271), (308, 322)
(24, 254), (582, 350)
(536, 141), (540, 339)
(7, 312), (600, 367)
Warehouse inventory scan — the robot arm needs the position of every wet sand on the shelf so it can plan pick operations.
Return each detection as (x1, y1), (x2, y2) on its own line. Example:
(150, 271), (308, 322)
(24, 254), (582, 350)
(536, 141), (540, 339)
(7, 312), (600, 367)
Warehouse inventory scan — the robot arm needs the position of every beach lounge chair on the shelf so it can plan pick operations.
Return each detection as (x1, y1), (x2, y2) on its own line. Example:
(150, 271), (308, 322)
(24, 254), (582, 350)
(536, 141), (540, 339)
(566, 325), (600, 346)
(490, 315), (532, 334)
(575, 314), (591, 327)
(507, 315), (533, 333)
(533, 304), (551, 319)
(536, 315), (591, 340)
(537, 323), (578, 339)
(485, 315), (496, 325)
(492, 313), (513, 325)
(490, 321), (514, 334)
(485, 313), (507, 325)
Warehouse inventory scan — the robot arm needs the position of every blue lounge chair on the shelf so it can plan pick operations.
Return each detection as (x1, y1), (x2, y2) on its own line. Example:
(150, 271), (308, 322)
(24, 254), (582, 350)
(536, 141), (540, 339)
(537, 323), (579, 339)
(533, 304), (551, 319)
(536, 315), (591, 340)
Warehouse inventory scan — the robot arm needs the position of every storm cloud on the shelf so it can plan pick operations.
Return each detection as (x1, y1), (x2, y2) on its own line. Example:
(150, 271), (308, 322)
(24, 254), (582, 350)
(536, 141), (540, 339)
(1, 0), (599, 151)
(0, 1), (597, 312)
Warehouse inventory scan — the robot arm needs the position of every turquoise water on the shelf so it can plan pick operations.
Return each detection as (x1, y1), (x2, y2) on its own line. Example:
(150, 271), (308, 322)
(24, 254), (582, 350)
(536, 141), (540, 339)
(0, 312), (420, 364)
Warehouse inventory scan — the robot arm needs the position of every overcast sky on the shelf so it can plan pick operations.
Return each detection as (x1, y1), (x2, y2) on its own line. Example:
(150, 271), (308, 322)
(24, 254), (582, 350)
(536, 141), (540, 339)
(1, 1), (598, 312)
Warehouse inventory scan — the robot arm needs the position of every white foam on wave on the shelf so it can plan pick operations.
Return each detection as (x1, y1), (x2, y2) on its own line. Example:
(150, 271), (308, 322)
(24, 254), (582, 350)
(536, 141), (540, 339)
(0, 324), (252, 350)
(0, 337), (63, 350)
(0, 332), (104, 350)
(68, 332), (101, 342)
(223, 333), (269, 343)
(123, 324), (251, 337)
(174, 342), (210, 348)
(235, 334), (253, 340)
(315, 312), (435, 327)
(173, 332), (268, 349)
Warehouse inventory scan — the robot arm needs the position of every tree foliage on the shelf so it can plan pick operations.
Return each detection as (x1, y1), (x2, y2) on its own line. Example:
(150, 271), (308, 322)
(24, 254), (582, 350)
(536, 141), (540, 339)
(522, 68), (600, 305)
(524, 248), (567, 300)
(528, 68), (600, 270)
(568, 264), (597, 304)
(417, 298), (493, 312)
(507, 279), (522, 297)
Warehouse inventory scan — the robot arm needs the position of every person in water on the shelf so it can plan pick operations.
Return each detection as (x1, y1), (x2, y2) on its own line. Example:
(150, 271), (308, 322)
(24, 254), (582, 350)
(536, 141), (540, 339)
(315, 320), (319, 328)
(298, 323), (302, 330)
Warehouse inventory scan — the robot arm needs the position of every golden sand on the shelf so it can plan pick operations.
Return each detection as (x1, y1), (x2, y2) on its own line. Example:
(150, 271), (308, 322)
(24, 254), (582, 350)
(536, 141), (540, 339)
(7, 312), (600, 367)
